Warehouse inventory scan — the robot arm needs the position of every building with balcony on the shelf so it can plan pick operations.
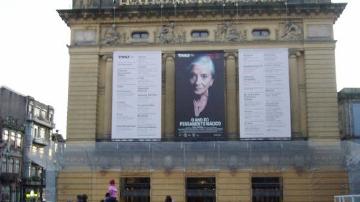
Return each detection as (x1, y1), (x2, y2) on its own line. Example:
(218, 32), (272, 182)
(0, 86), (55, 201)
(0, 117), (23, 202)
(57, 0), (351, 202)
(338, 88), (360, 194)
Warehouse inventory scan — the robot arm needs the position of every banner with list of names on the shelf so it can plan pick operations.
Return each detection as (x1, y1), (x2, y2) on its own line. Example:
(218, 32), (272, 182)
(112, 51), (162, 139)
(239, 48), (291, 139)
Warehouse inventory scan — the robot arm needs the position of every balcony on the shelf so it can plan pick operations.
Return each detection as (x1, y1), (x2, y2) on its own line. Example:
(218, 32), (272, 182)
(0, 173), (20, 183)
(23, 175), (45, 186)
(33, 137), (49, 146)
(27, 113), (55, 129)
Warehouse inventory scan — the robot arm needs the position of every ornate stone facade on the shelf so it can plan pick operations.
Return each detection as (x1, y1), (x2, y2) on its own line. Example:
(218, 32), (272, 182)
(156, 22), (185, 44)
(215, 22), (245, 42)
(101, 25), (123, 45)
(280, 22), (303, 41)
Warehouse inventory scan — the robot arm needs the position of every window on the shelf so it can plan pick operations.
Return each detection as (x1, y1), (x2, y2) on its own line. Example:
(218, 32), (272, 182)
(39, 148), (44, 155)
(41, 110), (47, 119)
(16, 133), (22, 148)
(14, 159), (20, 174)
(39, 127), (45, 139)
(120, 177), (150, 202)
(191, 30), (209, 39)
(8, 158), (13, 173)
(2, 158), (7, 172)
(2, 186), (10, 201)
(10, 131), (16, 146)
(2, 129), (9, 141)
(352, 103), (360, 137)
(252, 29), (270, 38)
(38, 168), (42, 177)
(252, 177), (282, 202)
(49, 110), (54, 121)
(131, 32), (149, 40)
(33, 125), (38, 138)
(32, 146), (37, 153)
(186, 177), (216, 202)
(31, 166), (36, 177)
(34, 107), (40, 117)
(28, 104), (33, 114)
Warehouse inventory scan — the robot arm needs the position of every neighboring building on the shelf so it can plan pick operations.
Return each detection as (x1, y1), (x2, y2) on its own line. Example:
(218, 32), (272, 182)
(0, 87), (55, 202)
(0, 117), (24, 202)
(338, 88), (360, 194)
(338, 88), (360, 139)
(57, 0), (349, 202)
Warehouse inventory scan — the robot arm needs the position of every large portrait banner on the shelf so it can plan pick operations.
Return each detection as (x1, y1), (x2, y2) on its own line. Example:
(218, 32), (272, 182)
(239, 48), (291, 139)
(112, 51), (162, 139)
(175, 51), (225, 139)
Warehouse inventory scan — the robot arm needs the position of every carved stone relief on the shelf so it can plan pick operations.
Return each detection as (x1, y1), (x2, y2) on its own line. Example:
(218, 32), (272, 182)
(280, 22), (303, 41)
(215, 22), (245, 42)
(156, 22), (185, 44)
(101, 25), (123, 45)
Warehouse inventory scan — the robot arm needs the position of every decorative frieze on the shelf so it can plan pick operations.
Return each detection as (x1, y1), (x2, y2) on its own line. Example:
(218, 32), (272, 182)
(71, 20), (333, 47)
(215, 22), (246, 42)
(156, 22), (186, 44)
(280, 22), (303, 41)
(101, 25), (123, 45)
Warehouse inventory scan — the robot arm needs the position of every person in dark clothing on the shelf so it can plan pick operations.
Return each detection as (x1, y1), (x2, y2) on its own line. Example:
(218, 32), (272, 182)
(165, 195), (172, 202)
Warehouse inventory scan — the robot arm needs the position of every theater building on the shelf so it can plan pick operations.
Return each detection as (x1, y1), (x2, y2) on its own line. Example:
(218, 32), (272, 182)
(57, 0), (349, 202)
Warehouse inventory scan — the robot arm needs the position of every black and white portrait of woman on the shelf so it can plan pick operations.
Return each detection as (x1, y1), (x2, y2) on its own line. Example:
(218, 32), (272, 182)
(175, 51), (225, 139)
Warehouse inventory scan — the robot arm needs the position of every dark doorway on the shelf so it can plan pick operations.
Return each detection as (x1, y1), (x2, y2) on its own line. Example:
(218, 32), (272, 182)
(120, 177), (150, 202)
(252, 177), (282, 202)
(186, 177), (216, 202)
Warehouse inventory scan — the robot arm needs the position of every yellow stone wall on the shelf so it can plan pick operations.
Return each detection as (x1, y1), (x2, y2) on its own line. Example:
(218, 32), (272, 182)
(61, 4), (346, 202)
(57, 170), (348, 202)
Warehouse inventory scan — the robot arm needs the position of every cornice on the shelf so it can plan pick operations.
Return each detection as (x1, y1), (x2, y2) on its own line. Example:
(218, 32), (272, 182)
(58, 3), (346, 26)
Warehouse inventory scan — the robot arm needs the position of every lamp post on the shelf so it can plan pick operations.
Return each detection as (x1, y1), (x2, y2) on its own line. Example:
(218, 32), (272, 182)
(26, 190), (38, 202)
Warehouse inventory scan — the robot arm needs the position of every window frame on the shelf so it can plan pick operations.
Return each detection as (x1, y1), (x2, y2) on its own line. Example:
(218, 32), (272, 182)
(16, 133), (22, 148)
(131, 31), (150, 41)
(2, 129), (9, 141)
(251, 176), (283, 202)
(351, 102), (360, 137)
(191, 30), (209, 40)
(120, 177), (151, 202)
(251, 28), (271, 39)
(186, 177), (216, 202)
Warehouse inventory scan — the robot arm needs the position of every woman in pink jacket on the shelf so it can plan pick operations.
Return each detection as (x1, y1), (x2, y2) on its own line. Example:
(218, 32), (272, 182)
(107, 179), (118, 202)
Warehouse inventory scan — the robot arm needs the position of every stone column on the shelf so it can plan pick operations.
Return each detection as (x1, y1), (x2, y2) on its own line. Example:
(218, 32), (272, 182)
(297, 51), (308, 138)
(104, 56), (113, 138)
(289, 50), (301, 136)
(163, 53), (175, 139)
(225, 51), (238, 139)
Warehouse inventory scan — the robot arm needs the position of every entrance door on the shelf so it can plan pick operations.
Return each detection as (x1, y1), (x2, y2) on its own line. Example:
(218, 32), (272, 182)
(186, 177), (216, 202)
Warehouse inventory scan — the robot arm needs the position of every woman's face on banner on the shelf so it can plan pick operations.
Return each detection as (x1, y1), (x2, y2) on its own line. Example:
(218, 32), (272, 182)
(189, 64), (214, 95)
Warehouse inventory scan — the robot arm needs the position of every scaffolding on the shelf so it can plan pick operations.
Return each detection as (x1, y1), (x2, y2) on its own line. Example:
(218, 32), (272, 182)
(29, 140), (360, 201)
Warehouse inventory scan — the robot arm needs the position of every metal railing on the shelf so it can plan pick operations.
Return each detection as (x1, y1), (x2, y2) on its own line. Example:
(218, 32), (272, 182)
(334, 195), (360, 202)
